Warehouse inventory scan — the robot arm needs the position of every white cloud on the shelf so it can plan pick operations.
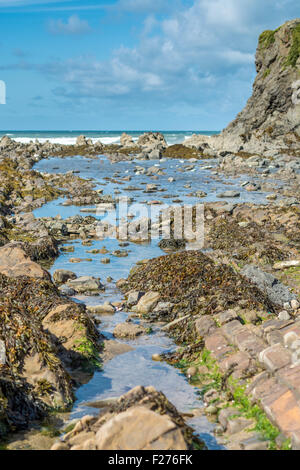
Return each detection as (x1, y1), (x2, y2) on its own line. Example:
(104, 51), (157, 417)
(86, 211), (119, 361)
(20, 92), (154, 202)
(48, 14), (92, 35)
(3, 0), (300, 127)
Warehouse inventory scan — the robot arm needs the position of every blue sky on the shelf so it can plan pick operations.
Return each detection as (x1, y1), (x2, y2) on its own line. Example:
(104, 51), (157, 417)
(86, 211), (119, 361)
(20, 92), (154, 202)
(0, 0), (299, 131)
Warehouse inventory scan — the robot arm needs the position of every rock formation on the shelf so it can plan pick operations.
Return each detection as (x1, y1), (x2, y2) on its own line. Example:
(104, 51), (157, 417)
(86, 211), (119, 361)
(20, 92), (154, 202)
(185, 19), (300, 155)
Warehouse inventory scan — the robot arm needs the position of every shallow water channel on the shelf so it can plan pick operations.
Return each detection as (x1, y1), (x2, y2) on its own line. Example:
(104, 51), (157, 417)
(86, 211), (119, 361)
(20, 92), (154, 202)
(31, 154), (277, 449)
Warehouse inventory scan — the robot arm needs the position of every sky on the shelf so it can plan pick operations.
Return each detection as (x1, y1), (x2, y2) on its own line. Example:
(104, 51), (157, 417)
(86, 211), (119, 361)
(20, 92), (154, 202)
(0, 0), (299, 131)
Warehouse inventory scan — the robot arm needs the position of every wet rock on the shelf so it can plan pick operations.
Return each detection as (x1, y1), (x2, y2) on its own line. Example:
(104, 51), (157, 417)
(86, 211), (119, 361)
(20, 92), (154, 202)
(67, 276), (104, 294)
(217, 191), (240, 198)
(53, 269), (77, 285)
(126, 291), (145, 308)
(113, 323), (146, 339)
(58, 285), (76, 296)
(87, 303), (115, 315)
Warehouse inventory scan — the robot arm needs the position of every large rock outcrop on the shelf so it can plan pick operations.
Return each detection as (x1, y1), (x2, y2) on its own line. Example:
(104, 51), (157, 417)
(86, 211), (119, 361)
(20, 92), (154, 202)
(51, 386), (204, 450)
(185, 19), (300, 155)
(0, 247), (101, 437)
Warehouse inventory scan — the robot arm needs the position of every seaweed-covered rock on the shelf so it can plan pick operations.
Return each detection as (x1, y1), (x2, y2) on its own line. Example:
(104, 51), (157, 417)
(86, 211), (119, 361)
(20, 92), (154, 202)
(51, 386), (205, 451)
(0, 272), (101, 437)
(122, 251), (279, 320)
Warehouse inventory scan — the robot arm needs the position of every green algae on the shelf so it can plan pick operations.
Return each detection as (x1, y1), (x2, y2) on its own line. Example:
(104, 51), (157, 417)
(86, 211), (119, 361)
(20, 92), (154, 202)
(162, 144), (204, 160)
(285, 23), (300, 67)
(259, 30), (276, 49)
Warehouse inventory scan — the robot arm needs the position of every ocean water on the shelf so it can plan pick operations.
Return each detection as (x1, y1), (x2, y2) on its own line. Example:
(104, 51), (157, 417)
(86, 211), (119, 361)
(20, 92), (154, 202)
(0, 130), (219, 146)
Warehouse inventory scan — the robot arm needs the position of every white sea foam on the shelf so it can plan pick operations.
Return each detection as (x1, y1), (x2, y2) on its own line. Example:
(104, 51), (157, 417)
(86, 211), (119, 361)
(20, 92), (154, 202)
(9, 133), (198, 146)
(11, 135), (141, 146)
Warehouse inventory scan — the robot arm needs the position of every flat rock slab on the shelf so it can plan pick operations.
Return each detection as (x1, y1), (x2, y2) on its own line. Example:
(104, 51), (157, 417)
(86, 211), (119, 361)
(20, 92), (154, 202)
(259, 344), (291, 372)
(241, 264), (297, 307)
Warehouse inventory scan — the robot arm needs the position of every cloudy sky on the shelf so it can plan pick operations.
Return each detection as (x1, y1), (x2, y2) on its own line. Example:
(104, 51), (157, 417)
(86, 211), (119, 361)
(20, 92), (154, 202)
(0, 0), (299, 130)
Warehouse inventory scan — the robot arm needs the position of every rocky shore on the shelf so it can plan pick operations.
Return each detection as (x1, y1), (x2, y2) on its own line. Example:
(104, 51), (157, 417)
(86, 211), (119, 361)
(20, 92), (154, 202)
(0, 18), (300, 451)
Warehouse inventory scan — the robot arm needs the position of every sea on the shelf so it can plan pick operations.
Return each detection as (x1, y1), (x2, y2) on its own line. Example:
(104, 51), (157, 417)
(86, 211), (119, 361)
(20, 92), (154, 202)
(0, 130), (219, 146)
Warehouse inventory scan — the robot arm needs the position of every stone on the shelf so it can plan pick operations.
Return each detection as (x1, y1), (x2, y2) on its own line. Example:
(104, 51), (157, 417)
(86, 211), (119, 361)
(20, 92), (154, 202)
(126, 291), (145, 308)
(120, 132), (134, 147)
(187, 367), (198, 378)
(0, 243), (50, 280)
(219, 351), (252, 379)
(227, 417), (254, 435)
(291, 300), (300, 311)
(87, 303), (115, 315)
(259, 344), (291, 372)
(66, 276), (103, 294)
(216, 309), (238, 326)
(95, 406), (187, 450)
(53, 269), (77, 284)
(161, 315), (191, 332)
(76, 135), (87, 146)
(240, 436), (269, 451)
(241, 265), (297, 307)
(113, 323), (146, 339)
(217, 191), (240, 198)
(58, 285), (76, 296)
(218, 408), (240, 430)
(136, 291), (161, 314)
(278, 311), (291, 321)
(195, 316), (217, 337)
(205, 332), (234, 360)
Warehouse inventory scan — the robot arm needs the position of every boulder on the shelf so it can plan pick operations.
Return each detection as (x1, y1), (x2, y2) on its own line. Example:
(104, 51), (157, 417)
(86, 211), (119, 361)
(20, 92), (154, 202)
(136, 291), (161, 314)
(66, 276), (104, 294)
(76, 135), (88, 146)
(113, 322), (146, 339)
(137, 132), (167, 149)
(0, 243), (50, 280)
(241, 265), (298, 307)
(120, 133), (134, 147)
(51, 386), (198, 451)
(53, 269), (77, 284)
(95, 406), (187, 450)
(87, 303), (115, 315)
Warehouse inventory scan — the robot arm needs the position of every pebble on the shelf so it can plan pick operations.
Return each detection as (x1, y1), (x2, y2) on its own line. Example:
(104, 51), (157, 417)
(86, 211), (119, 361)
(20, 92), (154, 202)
(278, 311), (291, 321)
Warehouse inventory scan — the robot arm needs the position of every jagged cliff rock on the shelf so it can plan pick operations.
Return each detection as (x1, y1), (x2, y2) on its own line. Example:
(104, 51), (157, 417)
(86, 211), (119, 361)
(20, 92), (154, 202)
(185, 19), (300, 156)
